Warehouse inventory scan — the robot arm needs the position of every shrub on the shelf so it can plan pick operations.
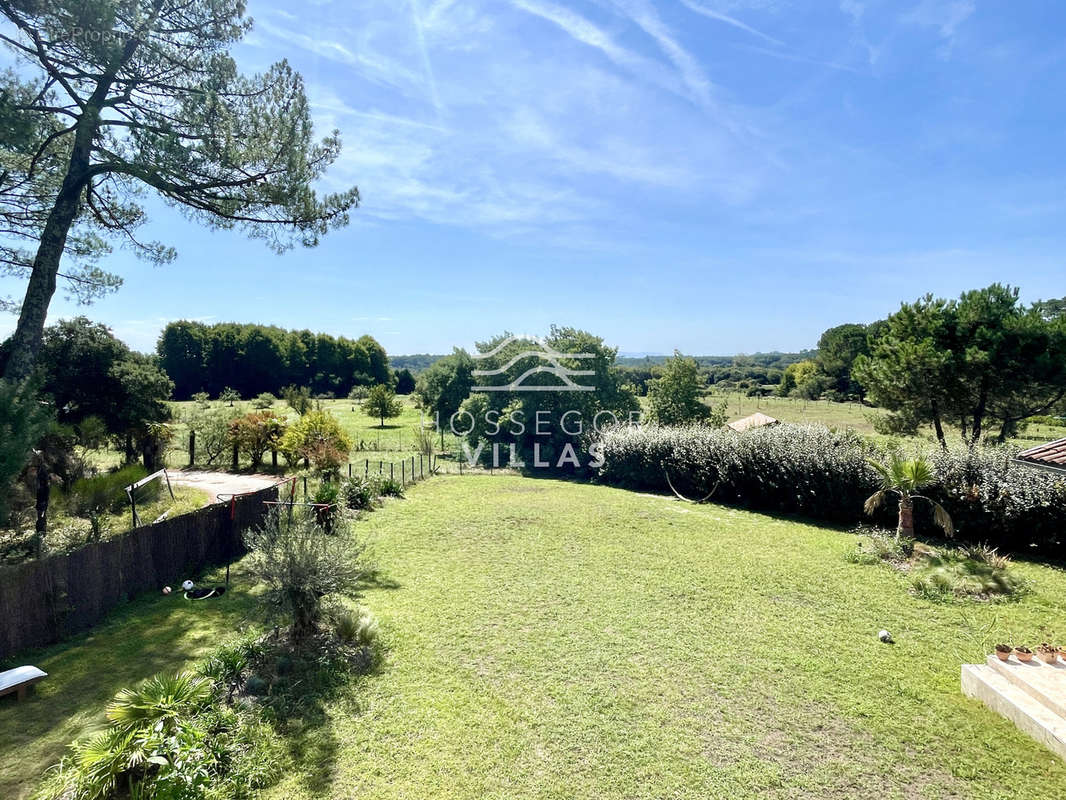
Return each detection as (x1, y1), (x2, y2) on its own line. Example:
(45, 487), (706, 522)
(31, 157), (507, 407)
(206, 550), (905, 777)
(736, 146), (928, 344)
(35, 669), (281, 800)
(910, 550), (1027, 601)
(228, 410), (287, 469)
(282, 384), (312, 416)
(597, 423), (877, 523)
(252, 392), (277, 410)
(279, 410), (352, 474)
(341, 475), (377, 510)
(595, 423), (1066, 555)
(184, 405), (234, 466)
(374, 475), (404, 498)
(69, 464), (152, 517)
(846, 527), (914, 565)
(245, 510), (367, 642)
(335, 607), (379, 646)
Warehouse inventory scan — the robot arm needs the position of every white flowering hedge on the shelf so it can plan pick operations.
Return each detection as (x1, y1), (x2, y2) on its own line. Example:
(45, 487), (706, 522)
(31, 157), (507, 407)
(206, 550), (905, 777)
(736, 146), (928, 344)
(594, 423), (1066, 554)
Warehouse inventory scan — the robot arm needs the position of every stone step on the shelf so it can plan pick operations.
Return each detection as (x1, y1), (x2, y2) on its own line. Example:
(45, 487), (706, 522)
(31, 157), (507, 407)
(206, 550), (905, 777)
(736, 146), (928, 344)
(986, 654), (1066, 719)
(961, 664), (1066, 761)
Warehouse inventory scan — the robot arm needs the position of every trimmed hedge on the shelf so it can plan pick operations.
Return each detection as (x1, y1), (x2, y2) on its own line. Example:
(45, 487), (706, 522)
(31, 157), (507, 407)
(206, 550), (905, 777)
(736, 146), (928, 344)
(0, 485), (277, 662)
(595, 424), (1066, 555)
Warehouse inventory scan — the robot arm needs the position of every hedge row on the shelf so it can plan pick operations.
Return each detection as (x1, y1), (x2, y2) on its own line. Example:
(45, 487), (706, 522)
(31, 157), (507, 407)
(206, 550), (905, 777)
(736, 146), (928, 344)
(594, 424), (1066, 555)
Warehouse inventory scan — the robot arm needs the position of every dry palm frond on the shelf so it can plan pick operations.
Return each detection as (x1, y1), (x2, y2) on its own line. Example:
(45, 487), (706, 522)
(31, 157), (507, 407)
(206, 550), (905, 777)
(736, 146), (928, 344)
(864, 489), (887, 517)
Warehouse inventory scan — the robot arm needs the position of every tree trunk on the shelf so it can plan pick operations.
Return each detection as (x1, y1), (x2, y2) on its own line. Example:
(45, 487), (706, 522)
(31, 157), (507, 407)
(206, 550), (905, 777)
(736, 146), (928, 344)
(930, 399), (947, 449)
(970, 379), (988, 447)
(3, 188), (83, 380)
(897, 496), (914, 540)
(3, 104), (102, 381)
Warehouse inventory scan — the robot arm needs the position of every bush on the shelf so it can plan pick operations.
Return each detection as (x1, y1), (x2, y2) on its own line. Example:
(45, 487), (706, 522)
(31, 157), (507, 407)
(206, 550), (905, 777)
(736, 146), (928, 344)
(35, 668), (281, 800)
(597, 423), (877, 523)
(228, 410), (286, 469)
(341, 475), (377, 510)
(69, 464), (152, 516)
(282, 384), (312, 416)
(374, 475), (404, 498)
(252, 392), (277, 410)
(245, 510), (367, 642)
(335, 607), (379, 646)
(279, 410), (352, 474)
(910, 550), (1027, 601)
(595, 423), (1066, 555)
(184, 405), (234, 466)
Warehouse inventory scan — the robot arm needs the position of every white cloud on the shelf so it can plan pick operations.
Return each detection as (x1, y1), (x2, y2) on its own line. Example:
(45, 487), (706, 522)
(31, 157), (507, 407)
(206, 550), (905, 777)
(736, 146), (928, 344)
(902, 0), (975, 40)
(677, 0), (783, 45)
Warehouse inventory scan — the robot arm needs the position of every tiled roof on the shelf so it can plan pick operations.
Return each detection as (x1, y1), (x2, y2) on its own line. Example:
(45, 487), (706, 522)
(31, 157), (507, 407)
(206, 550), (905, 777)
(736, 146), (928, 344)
(727, 412), (779, 433)
(1017, 438), (1066, 470)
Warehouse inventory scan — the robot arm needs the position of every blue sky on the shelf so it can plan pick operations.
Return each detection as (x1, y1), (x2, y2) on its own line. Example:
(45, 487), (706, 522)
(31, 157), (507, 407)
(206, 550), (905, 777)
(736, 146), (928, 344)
(2, 0), (1064, 355)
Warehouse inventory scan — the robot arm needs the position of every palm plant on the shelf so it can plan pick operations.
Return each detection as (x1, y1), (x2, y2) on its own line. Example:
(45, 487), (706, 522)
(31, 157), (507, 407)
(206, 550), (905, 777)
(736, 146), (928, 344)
(106, 672), (212, 734)
(864, 454), (954, 539)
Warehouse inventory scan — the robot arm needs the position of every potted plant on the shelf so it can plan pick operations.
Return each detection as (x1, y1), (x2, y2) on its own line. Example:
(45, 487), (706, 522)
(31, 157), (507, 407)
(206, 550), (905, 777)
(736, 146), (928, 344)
(1036, 643), (1058, 664)
(1014, 646), (1033, 663)
(994, 643), (1012, 661)
(1058, 646), (1066, 663)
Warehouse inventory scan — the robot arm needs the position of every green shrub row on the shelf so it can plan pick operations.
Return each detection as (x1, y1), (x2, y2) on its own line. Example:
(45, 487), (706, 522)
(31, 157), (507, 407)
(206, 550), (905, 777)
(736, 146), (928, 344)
(595, 424), (1066, 554)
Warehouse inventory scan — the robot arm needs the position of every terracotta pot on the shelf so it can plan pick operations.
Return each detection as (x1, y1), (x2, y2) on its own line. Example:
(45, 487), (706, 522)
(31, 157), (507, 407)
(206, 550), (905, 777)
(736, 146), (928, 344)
(994, 649), (1011, 661)
(1015, 649), (1033, 663)
(1038, 651), (1057, 664)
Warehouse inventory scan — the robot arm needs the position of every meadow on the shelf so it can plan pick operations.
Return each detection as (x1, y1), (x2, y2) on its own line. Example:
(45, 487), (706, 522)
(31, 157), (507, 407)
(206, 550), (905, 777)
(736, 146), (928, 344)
(5, 475), (1066, 799)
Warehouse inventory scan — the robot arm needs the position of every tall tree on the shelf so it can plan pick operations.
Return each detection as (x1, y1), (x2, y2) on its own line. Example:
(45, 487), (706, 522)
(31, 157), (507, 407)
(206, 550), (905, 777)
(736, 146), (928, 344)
(855, 285), (1066, 446)
(646, 352), (712, 426)
(0, 0), (358, 380)
(815, 323), (871, 398)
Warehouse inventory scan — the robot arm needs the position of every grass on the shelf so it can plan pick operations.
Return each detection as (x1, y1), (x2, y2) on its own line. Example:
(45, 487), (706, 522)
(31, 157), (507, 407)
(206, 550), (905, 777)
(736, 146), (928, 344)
(707, 390), (1066, 448)
(0, 563), (259, 800)
(89, 396), (465, 474)
(7, 475), (1066, 799)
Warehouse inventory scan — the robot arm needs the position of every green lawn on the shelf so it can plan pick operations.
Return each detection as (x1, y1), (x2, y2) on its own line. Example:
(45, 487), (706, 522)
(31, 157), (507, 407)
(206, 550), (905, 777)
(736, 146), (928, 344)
(6, 476), (1066, 799)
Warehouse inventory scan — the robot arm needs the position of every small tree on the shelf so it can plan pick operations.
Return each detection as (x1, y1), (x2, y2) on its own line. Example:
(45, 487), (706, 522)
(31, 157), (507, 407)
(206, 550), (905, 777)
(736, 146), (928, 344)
(647, 353), (712, 426)
(184, 407), (233, 467)
(864, 455), (954, 540)
(279, 410), (352, 473)
(219, 388), (241, 408)
(228, 411), (287, 470)
(252, 392), (277, 410)
(362, 384), (402, 428)
(283, 385), (312, 416)
(246, 511), (365, 642)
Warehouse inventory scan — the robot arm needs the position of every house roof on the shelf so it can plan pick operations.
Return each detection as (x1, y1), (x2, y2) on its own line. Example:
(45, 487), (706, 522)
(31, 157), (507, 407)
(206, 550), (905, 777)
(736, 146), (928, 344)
(1016, 437), (1066, 473)
(727, 412), (780, 433)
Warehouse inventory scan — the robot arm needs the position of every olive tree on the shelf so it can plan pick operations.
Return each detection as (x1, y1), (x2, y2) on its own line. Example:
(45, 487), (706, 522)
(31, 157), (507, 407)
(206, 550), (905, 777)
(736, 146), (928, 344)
(0, 0), (359, 380)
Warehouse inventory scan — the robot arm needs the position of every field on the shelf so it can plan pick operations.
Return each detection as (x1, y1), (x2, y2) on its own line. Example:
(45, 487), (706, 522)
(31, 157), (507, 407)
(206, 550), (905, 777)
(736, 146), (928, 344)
(5, 476), (1066, 799)
(82, 392), (1066, 478)
(710, 391), (1066, 447)
(91, 395), (465, 474)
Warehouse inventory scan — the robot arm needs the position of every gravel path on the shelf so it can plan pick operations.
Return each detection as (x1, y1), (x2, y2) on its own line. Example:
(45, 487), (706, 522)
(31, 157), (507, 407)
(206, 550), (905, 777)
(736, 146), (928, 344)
(166, 470), (280, 504)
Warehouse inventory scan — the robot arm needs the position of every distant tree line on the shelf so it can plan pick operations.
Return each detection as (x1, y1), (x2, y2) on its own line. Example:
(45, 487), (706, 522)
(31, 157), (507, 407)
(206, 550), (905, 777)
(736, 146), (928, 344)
(157, 322), (391, 400)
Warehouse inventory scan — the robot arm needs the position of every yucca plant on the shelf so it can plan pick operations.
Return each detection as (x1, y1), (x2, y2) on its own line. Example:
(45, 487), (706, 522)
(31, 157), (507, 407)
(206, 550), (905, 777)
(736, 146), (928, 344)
(864, 454), (954, 540)
(106, 672), (213, 735)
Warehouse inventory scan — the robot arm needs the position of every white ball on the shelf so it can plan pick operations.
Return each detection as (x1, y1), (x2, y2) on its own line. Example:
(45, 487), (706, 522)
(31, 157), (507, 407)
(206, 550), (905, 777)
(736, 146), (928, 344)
(182, 580), (194, 591)
(878, 629), (892, 642)
(162, 586), (172, 595)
